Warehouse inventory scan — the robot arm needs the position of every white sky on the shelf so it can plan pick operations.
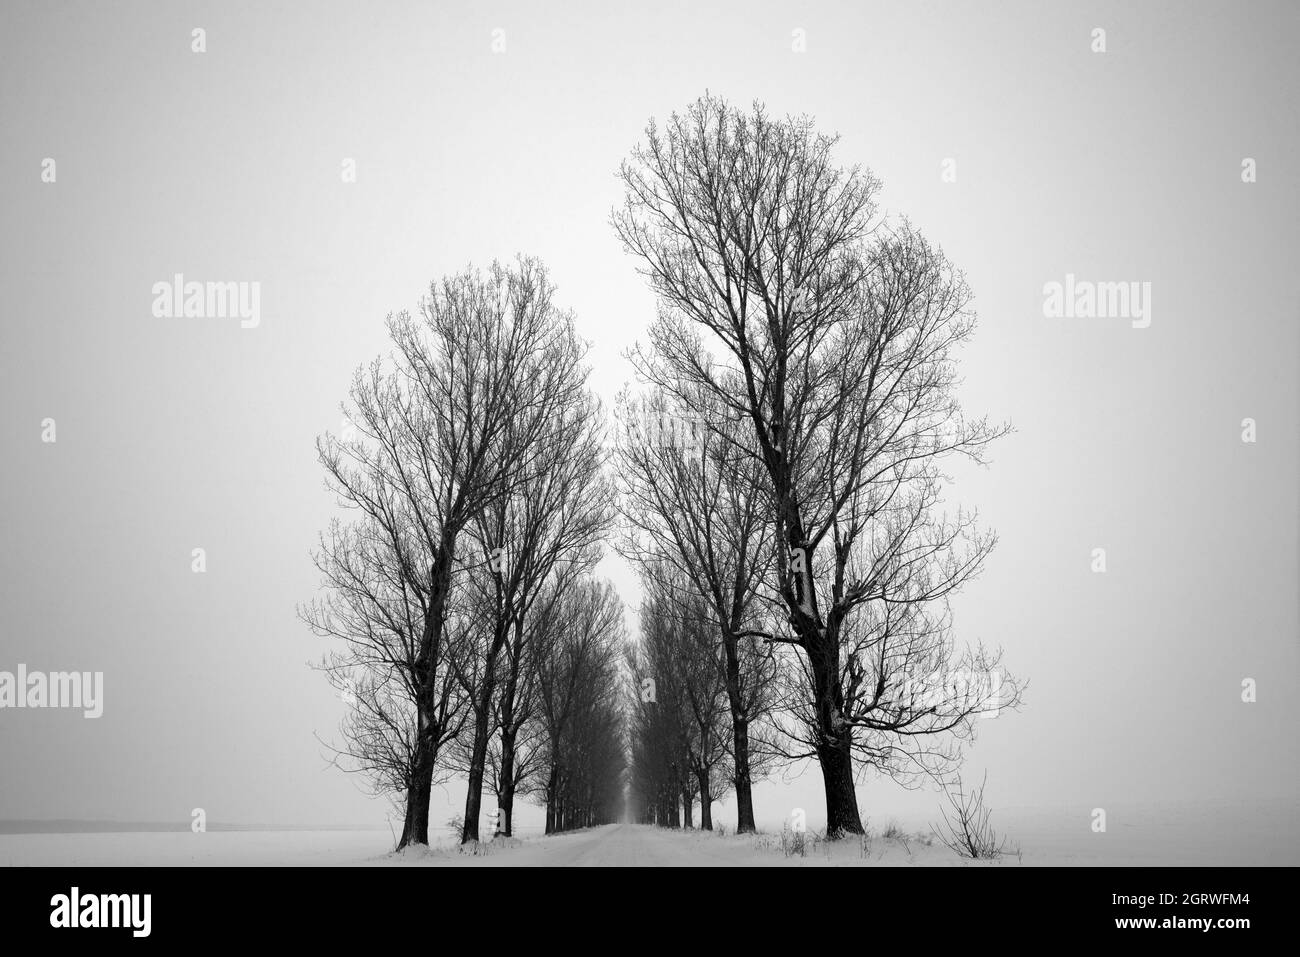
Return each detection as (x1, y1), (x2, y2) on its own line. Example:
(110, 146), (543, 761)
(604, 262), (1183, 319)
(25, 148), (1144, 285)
(1, 0), (1296, 832)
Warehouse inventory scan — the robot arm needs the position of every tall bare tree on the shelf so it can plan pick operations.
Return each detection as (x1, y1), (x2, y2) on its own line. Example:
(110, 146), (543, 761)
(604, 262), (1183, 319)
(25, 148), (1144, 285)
(453, 301), (612, 844)
(307, 257), (578, 848)
(615, 390), (776, 832)
(614, 94), (1021, 836)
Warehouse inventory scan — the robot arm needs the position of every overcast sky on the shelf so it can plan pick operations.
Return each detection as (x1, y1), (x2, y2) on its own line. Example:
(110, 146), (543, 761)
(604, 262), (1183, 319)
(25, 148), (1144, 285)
(1, 0), (1296, 833)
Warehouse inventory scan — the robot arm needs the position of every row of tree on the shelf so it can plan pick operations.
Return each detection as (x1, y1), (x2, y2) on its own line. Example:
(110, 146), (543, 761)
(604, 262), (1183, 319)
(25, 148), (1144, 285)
(306, 93), (1023, 845)
(303, 259), (625, 847)
(615, 94), (1022, 836)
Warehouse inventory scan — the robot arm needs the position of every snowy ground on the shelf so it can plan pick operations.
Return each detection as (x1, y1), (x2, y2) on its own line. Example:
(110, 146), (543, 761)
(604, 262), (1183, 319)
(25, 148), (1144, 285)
(2, 799), (1295, 866)
(382, 824), (951, 867)
(0, 829), (389, 867)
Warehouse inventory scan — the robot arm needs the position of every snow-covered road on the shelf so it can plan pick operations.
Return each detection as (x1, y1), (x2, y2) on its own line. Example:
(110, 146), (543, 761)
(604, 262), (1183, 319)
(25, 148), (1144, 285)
(387, 823), (885, 867)
(425, 824), (747, 867)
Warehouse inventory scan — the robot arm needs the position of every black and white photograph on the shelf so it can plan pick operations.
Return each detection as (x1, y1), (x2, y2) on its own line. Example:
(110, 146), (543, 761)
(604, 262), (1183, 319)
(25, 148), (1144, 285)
(1, 0), (1295, 938)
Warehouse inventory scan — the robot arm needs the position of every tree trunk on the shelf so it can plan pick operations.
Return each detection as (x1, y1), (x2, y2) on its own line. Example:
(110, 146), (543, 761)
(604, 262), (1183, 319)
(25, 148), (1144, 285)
(495, 621), (524, 837)
(460, 674), (496, 843)
(784, 521), (865, 838)
(401, 534), (456, 848)
(681, 787), (694, 828)
(544, 765), (559, 834)
(696, 769), (713, 830)
(721, 629), (757, 834)
(462, 616), (509, 843)
(397, 744), (434, 848)
(498, 725), (517, 836)
(805, 625), (864, 837)
(816, 737), (862, 837)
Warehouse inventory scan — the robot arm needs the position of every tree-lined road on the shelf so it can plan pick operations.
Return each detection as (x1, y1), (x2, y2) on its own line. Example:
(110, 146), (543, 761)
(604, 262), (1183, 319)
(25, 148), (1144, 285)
(407, 824), (750, 867)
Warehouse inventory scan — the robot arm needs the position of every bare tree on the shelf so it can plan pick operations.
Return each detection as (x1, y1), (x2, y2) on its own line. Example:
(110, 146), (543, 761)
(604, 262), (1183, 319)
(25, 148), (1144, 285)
(307, 257), (575, 848)
(486, 613), (547, 836)
(625, 637), (686, 827)
(533, 578), (626, 833)
(931, 772), (1016, 860)
(615, 387), (777, 832)
(629, 569), (734, 830)
(452, 296), (612, 844)
(614, 94), (1021, 836)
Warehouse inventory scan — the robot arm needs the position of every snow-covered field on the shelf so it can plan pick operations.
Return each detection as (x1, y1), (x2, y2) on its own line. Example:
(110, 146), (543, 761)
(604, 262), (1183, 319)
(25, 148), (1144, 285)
(3, 799), (1294, 866)
(0, 829), (389, 867)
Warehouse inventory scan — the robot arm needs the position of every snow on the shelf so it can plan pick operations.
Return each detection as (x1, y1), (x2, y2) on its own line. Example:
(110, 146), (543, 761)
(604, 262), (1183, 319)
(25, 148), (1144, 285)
(0, 829), (390, 867)
(2, 798), (1294, 866)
